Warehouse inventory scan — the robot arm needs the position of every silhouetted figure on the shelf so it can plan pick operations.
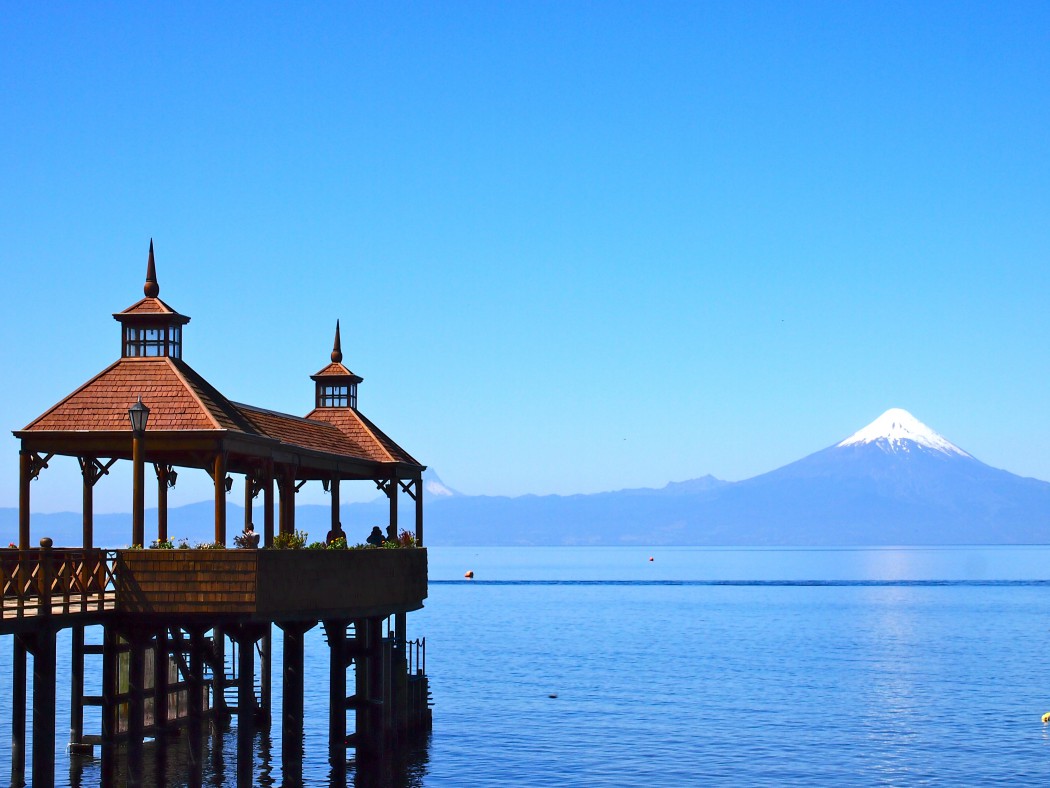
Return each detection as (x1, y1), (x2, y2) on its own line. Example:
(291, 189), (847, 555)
(242, 524), (260, 548)
(366, 526), (385, 546)
(326, 521), (345, 544)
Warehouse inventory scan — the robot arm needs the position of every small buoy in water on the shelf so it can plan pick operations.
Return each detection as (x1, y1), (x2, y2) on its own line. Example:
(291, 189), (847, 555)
(464, 570), (474, 579)
(548, 693), (558, 699)
(1042, 711), (1050, 724)
(649, 556), (654, 562)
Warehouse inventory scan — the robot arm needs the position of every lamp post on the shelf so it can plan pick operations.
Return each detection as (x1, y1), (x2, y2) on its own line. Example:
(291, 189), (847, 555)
(129, 397), (150, 547)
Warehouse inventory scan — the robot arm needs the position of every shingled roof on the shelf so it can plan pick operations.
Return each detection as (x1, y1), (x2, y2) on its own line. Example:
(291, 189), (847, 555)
(22, 356), (254, 434)
(20, 356), (422, 470)
(236, 403), (368, 458)
(306, 406), (421, 465)
(17, 243), (423, 478)
(115, 296), (189, 320)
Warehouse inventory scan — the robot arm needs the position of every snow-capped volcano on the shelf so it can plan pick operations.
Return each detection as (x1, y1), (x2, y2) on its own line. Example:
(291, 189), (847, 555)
(422, 468), (459, 497)
(836, 408), (971, 458)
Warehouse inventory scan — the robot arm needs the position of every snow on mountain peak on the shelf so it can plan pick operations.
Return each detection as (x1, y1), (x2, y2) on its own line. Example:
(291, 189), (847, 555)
(422, 469), (458, 497)
(836, 408), (971, 458)
(425, 479), (455, 497)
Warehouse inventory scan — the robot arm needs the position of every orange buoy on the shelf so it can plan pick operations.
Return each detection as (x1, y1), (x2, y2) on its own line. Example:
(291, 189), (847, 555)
(464, 570), (474, 579)
(648, 556), (654, 562)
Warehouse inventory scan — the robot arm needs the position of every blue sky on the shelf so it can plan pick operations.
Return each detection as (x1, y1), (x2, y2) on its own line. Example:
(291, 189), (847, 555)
(2, 1), (1049, 513)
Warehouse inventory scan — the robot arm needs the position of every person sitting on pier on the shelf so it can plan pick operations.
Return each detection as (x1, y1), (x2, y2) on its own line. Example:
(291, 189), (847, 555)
(242, 523), (261, 548)
(327, 521), (346, 544)
(366, 526), (385, 546)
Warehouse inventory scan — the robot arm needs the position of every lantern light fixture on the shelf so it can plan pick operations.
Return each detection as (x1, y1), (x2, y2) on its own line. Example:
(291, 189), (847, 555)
(128, 397), (150, 435)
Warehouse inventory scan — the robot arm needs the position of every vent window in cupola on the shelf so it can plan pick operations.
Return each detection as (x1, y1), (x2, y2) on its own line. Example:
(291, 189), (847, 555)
(113, 240), (191, 359)
(311, 321), (364, 410)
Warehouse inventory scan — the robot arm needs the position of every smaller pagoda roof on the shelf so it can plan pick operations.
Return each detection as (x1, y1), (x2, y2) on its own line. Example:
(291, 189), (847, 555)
(311, 320), (363, 383)
(311, 361), (363, 382)
(114, 296), (190, 321)
(112, 240), (190, 325)
(235, 403), (368, 458)
(306, 406), (421, 466)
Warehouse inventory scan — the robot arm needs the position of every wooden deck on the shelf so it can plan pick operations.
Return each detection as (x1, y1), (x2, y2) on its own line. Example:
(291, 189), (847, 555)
(0, 546), (427, 633)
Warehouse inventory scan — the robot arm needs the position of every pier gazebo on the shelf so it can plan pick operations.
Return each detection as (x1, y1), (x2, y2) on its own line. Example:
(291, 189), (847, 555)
(5, 242), (431, 785)
(16, 240), (425, 552)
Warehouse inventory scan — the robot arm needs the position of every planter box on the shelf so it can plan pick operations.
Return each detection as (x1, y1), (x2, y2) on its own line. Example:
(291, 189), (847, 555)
(116, 548), (427, 621)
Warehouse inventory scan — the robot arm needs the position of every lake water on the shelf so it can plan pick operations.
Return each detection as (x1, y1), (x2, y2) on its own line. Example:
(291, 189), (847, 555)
(3, 546), (1050, 785)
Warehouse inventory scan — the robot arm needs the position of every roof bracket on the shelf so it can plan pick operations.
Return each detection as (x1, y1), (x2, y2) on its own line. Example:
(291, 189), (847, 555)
(25, 452), (54, 482)
(79, 456), (118, 487)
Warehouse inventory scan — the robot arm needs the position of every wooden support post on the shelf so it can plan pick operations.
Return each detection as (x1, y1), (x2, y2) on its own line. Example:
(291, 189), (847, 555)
(133, 432), (145, 548)
(260, 628), (272, 728)
(367, 617), (386, 757)
(244, 473), (254, 533)
(155, 627), (169, 733)
(212, 627), (228, 718)
(323, 620), (348, 769)
(18, 450), (30, 549)
(187, 628), (205, 719)
(70, 625), (86, 750)
(127, 631), (146, 775)
(288, 471), (297, 536)
(415, 476), (424, 546)
(101, 625), (118, 744)
(352, 619), (369, 759)
(236, 632), (257, 777)
(394, 611), (409, 737)
(30, 628), (58, 788)
(263, 464), (275, 547)
(280, 621), (314, 773)
(278, 471), (286, 536)
(387, 475), (398, 541)
(81, 457), (115, 550)
(381, 630), (394, 744)
(156, 465), (169, 544)
(187, 626), (206, 765)
(82, 457), (95, 550)
(278, 468), (292, 537)
(11, 636), (26, 784)
(214, 453), (227, 545)
(331, 477), (341, 538)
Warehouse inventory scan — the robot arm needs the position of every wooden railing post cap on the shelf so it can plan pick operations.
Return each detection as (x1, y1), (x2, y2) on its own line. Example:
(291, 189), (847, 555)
(39, 537), (53, 549)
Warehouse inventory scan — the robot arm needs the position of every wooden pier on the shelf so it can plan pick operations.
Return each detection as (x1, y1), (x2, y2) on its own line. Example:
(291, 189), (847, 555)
(7, 242), (432, 785)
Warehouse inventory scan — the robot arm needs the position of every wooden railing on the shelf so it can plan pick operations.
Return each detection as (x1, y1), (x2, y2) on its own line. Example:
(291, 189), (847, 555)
(407, 636), (426, 676)
(0, 546), (117, 621)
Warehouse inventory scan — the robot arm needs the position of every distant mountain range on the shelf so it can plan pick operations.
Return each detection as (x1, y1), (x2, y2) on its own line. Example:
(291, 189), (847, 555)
(4, 409), (1049, 546)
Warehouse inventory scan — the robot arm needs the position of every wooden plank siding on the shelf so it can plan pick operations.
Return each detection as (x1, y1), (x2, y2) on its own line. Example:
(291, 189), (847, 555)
(116, 548), (427, 620)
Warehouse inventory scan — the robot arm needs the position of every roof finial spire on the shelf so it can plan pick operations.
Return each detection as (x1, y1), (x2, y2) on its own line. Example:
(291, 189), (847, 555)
(331, 320), (343, 363)
(144, 238), (160, 298)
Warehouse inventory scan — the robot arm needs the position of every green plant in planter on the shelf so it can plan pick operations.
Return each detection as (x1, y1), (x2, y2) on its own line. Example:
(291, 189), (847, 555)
(328, 536), (348, 550)
(194, 541), (226, 550)
(270, 530), (308, 550)
(306, 541), (327, 550)
(150, 538), (175, 550)
(177, 538), (191, 549)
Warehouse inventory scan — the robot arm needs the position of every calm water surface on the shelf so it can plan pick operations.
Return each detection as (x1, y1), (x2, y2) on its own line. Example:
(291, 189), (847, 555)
(3, 546), (1050, 786)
